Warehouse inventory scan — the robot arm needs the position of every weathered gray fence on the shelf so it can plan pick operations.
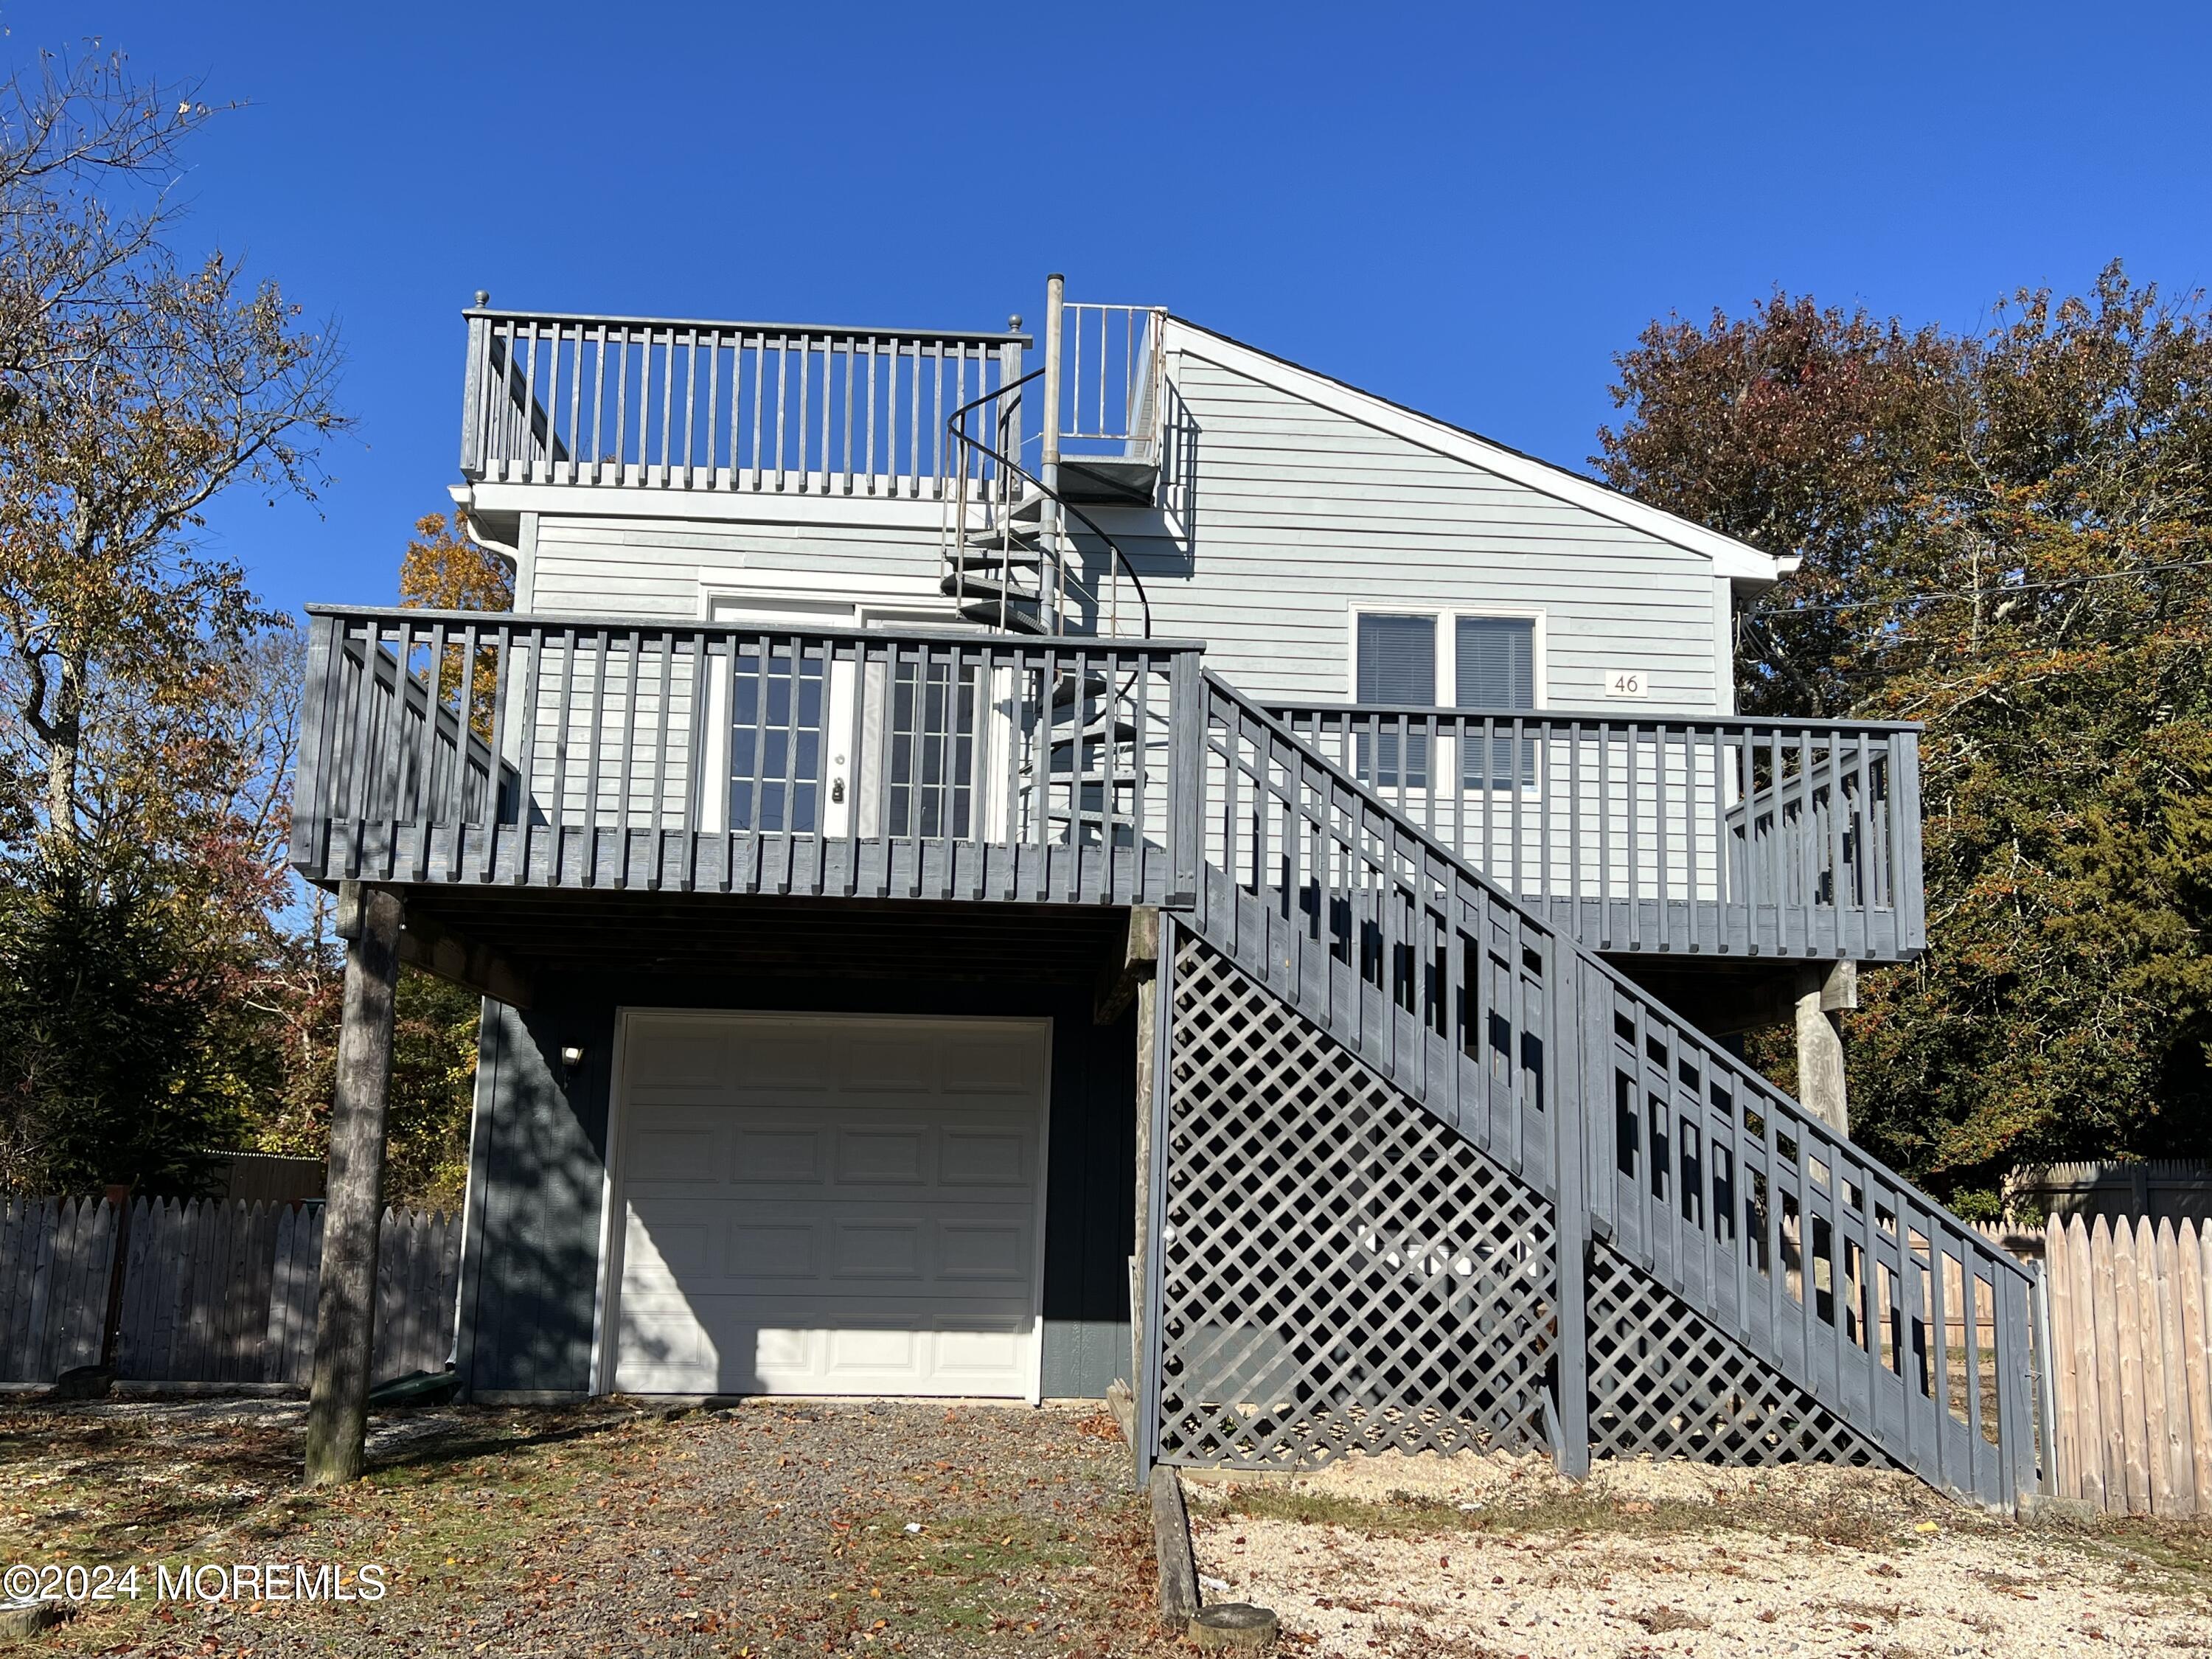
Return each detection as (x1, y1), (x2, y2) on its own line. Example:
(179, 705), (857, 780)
(0, 1197), (119, 1383)
(0, 1197), (460, 1387)
(2011, 1161), (2212, 1228)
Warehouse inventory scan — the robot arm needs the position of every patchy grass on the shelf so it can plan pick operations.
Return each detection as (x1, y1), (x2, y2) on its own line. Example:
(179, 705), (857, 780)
(2070, 1514), (2212, 1601)
(0, 1402), (669, 1652)
(842, 1510), (1093, 1635)
(0, 1399), (1174, 1657)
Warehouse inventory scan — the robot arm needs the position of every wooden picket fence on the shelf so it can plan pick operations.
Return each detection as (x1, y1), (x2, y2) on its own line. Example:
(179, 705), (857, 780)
(0, 1195), (462, 1388)
(2044, 1214), (2212, 1514)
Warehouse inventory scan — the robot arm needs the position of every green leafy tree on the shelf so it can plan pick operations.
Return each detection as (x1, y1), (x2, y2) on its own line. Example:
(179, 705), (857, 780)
(251, 942), (479, 1213)
(0, 845), (253, 1194)
(399, 509), (512, 734)
(1599, 262), (2212, 1211)
(0, 44), (345, 1193)
(0, 46), (345, 851)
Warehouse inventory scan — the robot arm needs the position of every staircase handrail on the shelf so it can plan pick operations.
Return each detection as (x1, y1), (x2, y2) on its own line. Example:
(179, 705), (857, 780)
(1192, 667), (2038, 1506)
(945, 369), (1155, 638)
(1200, 667), (2031, 1290)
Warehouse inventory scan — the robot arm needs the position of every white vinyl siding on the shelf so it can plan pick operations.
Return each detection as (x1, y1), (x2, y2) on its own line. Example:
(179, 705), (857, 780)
(501, 333), (1730, 717)
(1119, 347), (1724, 712)
(523, 512), (959, 622)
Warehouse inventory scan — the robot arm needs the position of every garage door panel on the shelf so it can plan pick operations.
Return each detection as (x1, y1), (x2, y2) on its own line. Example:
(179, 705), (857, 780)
(732, 1032), (832, 1092)
(834, 1127), (929, 1184)
(623, 1214), (714, 1279)
(613, 1014), (1047, 1398)
(830, 1219), (925, 1279)
(627, 1125), (721, 1184)
(939, 1127), (1029, 1186)
(622, 1301), (1032, 1396)
(934, 1324), (1026, 1377)
(625, 1203), (1033, 1290)
(627, 1026), (728, 1088)
(731, 1127), (826, 1183)
(727, 1221), (817, 1279)
(937, 1219), (1031, 1281)
(941, 1031), (1041, 1094)
(841, 1032), (934, 1092)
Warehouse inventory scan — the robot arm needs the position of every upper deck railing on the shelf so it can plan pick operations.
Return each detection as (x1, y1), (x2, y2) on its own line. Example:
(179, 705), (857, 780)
(459, 307), (1030, 498)
(1054, 299), (1165, 462)
(1269, 703), (1926, 962)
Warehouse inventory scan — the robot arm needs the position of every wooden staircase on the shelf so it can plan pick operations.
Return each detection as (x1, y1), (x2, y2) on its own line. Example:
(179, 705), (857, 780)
(1141, 672), (2043, 1511)
(913, 285), (2038, 1509)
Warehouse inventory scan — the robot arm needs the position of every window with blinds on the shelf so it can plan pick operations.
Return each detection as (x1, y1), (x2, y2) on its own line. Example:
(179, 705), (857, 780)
(1355, 613), (1435, 787)
(1455, 616), (1537, 790)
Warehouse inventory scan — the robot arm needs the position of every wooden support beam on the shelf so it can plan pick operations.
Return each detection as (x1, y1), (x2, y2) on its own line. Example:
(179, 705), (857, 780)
(1149, 1465), (1200, 1628)
(305, 882), (405, 1486)
(1130, 963), (1158, 1420)
(397, 903), (535, 1009)
(1795, 961), (1855, 1136)
(1130, 911), (1176, 1481)
(1095, 905), (1160, 1026)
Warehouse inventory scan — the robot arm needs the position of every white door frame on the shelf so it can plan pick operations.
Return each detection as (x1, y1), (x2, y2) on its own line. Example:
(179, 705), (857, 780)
(591, 1008), (1054, 1402)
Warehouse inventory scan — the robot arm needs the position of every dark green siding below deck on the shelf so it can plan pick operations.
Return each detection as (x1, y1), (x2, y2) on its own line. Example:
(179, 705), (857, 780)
(456, 971), (1136, 1401)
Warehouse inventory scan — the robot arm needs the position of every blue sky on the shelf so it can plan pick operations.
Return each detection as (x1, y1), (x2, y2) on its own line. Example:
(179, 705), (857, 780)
(13, 2), (2210, 619)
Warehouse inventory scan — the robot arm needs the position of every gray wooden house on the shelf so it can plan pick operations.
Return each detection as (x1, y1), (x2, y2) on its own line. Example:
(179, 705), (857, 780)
(288, 279), (2042, 1508)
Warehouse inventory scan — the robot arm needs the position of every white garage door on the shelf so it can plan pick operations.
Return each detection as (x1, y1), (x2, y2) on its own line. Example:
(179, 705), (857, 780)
(608, 1012), (1048, 1398)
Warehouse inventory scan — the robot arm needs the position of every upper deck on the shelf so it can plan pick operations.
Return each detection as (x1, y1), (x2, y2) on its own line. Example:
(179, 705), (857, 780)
(459, 307), (1035, 509)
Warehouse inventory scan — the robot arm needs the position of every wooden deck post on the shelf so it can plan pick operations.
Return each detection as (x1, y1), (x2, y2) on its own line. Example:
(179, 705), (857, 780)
(1794, 961), (1854, 1136)
(1105, 908), (1163, 1408)
(304, 882), (405, 1486)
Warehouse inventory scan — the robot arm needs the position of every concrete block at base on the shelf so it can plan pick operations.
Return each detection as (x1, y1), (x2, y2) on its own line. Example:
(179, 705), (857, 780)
(1105, 1380), (1136, 1467)
(2020, 1493), (2098, 1526)
(0, 1600), (74, 1638)
(49, 1365), (113, 1401)
(1191, 1603), (1279, 1650)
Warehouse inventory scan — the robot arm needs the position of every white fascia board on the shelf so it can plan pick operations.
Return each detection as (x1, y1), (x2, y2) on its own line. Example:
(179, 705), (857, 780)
(1161, 317), (1791, 585)
(464, 479), (951, 531)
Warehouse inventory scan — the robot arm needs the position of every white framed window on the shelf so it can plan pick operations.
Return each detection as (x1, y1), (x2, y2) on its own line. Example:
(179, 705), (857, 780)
(1348, 606), (1545, 790)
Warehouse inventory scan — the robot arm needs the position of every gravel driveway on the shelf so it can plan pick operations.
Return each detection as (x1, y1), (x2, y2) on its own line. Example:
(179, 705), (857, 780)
(0, 1397), (1175, 1658)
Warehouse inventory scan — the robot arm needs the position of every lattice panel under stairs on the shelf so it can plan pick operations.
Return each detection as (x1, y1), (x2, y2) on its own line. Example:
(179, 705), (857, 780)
(1155, 937), (1557, 1469)
(1585, 1245), (1893, 1469)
